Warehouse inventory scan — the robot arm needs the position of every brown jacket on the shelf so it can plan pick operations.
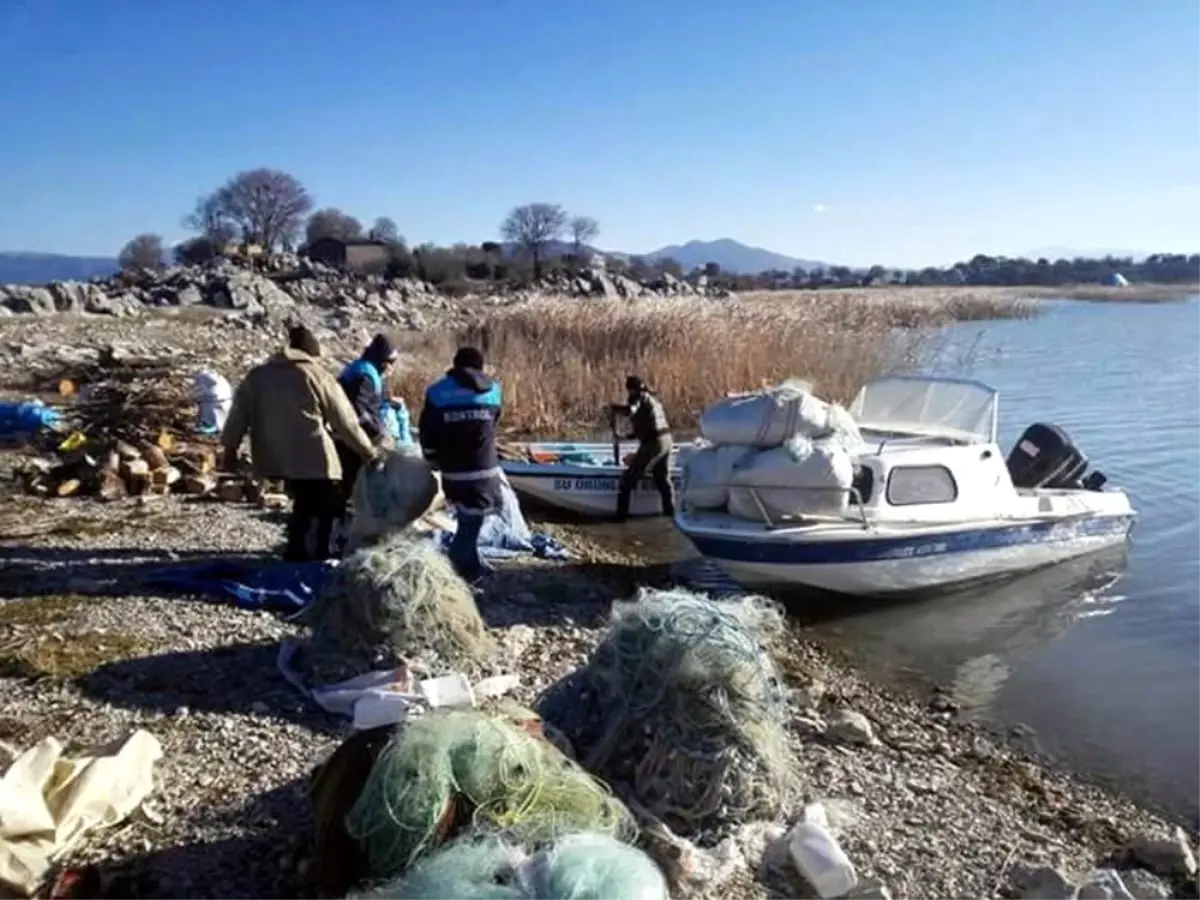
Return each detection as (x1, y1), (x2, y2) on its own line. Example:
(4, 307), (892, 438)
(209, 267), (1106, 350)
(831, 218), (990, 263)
(221, 348), (377, 481)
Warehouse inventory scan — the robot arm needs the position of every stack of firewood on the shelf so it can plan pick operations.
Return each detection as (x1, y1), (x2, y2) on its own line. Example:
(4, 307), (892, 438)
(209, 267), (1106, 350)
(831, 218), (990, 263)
(13, 348), (286, 506)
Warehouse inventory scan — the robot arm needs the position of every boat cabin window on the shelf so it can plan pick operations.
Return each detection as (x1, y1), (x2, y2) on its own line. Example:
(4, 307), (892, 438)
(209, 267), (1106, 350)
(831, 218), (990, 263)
(886, 464), (958, 506)
(850, 464), (874, 506)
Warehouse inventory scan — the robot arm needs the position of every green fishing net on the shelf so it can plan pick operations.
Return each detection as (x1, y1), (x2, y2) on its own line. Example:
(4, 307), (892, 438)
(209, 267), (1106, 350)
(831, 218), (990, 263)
(302, 531), (497, 669)
(352, 832), (668, 900)
(345, 709), (635, 882)
(537, 587), (797, 839)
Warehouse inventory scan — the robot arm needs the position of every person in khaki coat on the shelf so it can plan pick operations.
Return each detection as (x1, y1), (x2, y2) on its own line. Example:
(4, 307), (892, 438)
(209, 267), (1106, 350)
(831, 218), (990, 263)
(221, 325), (380, 562)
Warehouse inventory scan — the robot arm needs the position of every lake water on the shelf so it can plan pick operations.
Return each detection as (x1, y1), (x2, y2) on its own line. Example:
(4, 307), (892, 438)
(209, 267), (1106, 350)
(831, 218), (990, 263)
(808, 296), (1199, 821)
(569, 295), (1199, 821)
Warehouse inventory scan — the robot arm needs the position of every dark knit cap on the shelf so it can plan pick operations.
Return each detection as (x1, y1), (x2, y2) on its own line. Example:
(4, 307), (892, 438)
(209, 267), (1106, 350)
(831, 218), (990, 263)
(288, 325), (321, 357)
(625, 375), (646, 393)
(365, 333), (398, 366)
(453, 346), (485, 371)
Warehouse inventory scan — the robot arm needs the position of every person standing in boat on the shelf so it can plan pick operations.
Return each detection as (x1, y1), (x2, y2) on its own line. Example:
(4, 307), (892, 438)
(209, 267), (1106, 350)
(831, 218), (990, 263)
(610, 375), (675, 522)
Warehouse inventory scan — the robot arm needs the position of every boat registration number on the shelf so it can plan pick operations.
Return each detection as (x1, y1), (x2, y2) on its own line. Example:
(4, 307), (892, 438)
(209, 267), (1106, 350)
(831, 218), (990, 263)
(551, 475), (683, 493)
(875, 540), (950, 560)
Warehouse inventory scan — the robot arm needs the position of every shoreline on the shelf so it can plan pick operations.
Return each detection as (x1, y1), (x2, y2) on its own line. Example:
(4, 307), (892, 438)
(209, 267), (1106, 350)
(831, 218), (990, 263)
(0, 493), (1195, 899)
(1018, 283), (1198, 303)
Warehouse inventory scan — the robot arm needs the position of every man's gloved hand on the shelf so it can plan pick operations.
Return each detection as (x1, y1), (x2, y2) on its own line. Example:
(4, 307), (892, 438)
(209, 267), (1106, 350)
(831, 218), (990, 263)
(365, 449), (387, 472)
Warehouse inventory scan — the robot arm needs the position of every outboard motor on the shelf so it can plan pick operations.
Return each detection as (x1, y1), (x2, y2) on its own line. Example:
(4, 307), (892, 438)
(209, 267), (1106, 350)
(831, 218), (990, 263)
(1005, 423), (1092, 489)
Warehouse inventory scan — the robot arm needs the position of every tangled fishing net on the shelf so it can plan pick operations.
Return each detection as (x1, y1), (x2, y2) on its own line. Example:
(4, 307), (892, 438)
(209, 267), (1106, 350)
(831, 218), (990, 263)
(347, 446), (441, 553)
(345, 709), (636, 882)
(352, 832), (668, 900)
(537, 587), (796, 839)
(302, 531), (496, 670)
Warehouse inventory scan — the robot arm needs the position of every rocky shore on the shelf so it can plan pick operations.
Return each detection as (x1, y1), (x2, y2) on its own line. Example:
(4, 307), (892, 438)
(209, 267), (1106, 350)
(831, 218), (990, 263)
(0, 294), (1195, 900)
(0, 487), (1195, 900)
(0, 255), (734, 321)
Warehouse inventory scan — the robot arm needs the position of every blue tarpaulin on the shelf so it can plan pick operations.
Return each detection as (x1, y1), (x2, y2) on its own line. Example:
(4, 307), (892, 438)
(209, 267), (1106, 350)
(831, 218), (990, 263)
(0, 401), (61, 442)
(142, 559), (332, 614)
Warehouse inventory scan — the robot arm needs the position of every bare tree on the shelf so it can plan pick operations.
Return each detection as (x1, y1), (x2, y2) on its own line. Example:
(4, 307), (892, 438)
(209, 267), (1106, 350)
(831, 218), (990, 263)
(368, 216), (401, 244)
(500, 202), (568, 278)
(569, 215), (599, 259)
(182, 194), (237, 248)
(204, 168), (313, 251)
(118, 234), (166, 271)
(305, 208), (364, 245)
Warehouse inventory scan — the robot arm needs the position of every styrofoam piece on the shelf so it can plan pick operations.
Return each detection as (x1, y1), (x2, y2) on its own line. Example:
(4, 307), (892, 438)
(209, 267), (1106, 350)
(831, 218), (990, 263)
(352, 691), (416, 730)
(788, 820), (858, 899)
(473, 673), (520, 701)
(419, 673), (476, 708)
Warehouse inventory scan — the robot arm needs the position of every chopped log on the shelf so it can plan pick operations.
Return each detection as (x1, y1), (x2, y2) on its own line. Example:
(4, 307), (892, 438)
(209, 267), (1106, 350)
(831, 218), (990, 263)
(142, 445), (168, 470)
(179, 473), (217, 496)
(55, 479), (82, 498)
(97, 469), (127, 502)
(259, 492), (289, 510)
(115, 441), (141, 461)
(215, 479), (245, 503)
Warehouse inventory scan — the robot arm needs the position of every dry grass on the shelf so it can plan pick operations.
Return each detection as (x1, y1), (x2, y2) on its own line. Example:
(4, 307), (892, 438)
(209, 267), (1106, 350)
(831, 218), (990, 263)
(1020, 283), (1199, 302)
(392, 290), (1032, 437)
(0, 631), (147, 679)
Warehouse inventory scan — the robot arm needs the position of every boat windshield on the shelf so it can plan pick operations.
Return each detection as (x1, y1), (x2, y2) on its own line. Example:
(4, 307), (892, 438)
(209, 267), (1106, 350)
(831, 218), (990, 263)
(849, 375), (999, 444)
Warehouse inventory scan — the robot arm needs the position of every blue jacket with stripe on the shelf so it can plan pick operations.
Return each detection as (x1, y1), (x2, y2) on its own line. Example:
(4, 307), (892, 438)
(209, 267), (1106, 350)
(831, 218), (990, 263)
(418, 366), (503, 511)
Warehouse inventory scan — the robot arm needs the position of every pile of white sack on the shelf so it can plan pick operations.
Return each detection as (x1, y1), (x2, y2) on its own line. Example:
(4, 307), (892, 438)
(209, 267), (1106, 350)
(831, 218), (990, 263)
(682, 380), (865, 522)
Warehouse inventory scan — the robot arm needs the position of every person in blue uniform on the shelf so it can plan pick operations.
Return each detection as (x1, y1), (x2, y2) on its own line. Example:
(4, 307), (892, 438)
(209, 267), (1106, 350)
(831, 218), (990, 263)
(418, 346), (503, 581)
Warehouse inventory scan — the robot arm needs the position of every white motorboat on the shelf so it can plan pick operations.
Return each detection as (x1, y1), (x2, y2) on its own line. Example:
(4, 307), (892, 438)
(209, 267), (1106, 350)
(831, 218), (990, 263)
(673, 375), (1136, 597)
(500, 441), (686, 518)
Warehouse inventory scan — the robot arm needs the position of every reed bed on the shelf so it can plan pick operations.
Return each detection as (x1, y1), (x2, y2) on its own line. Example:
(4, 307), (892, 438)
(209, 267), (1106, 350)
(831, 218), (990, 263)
(392, 293), (982, 437)
(1020, 283), (1199, 302)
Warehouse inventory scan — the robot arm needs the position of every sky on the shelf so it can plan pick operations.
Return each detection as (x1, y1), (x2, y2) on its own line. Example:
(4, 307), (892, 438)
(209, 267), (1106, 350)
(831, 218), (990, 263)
(1, 0), (1197, 268)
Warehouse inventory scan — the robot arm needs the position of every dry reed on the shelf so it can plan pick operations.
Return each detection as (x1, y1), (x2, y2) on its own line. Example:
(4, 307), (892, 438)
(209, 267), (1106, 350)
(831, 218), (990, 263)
(392, 290), (1021, 437)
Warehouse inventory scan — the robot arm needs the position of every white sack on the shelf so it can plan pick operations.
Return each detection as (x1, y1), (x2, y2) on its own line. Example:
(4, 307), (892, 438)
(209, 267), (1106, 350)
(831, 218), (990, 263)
(728, 436), (855, 521)
(681, 443), (756, 509)
(699, 380), (832, 448)
(191, 370), (233, 433)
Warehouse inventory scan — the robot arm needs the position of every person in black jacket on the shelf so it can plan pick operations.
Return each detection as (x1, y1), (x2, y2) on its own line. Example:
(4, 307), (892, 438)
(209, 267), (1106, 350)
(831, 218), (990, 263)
(610, 375), (675, 521)
(419, 346), (503, 581)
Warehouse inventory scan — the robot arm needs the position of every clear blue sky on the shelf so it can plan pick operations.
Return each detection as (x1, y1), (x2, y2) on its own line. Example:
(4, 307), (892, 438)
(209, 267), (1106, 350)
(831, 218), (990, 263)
(2, 0), (1197, 267)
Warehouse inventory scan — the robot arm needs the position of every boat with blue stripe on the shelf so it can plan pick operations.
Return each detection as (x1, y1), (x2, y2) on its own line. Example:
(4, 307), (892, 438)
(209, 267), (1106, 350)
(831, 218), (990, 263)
(500, 441), (687, 517)
(673, 375), (1136, 597)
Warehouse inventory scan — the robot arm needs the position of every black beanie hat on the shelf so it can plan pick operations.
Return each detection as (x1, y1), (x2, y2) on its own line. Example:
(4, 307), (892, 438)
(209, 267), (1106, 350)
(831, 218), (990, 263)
(453, 346), (485, 371)
(365, 333), (398, 366)
(626, 375), (646, 393)
(288, 325), (321, 357)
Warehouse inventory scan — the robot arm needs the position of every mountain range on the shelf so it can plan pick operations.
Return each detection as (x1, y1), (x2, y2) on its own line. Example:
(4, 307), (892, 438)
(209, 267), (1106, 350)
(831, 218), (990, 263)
(0, 239), (826, 285)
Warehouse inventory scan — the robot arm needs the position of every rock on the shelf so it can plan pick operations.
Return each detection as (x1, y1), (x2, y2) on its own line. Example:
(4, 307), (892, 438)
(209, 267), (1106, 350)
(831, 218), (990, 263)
(1005, 862), (1075, 899)
(844, 877), (892, 899)
(1117, 869), (1170, 899)
(794, 677), (827, 710)
(793, 715), (826, 738)
(1125, 828), (1198, 879)
(1076, 870), (1134, 899)
(825, 709), (876, 746)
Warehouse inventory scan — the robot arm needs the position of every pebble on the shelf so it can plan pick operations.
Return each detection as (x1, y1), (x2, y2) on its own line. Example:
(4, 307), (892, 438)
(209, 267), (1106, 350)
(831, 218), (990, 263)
(1125, 827), (1199, 879)
(825, 708), (876, 746)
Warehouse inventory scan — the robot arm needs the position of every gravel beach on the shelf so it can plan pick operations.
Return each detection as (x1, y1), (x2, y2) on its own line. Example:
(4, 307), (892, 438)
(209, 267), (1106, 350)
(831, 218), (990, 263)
(1, 489), (1196, 900)
(1, 308), (1196, 900)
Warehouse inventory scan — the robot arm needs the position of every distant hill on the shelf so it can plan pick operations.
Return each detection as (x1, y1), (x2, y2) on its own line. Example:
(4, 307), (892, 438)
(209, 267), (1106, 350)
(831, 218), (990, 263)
(645, 238), (826, 275)
(0, 252), (118, 285)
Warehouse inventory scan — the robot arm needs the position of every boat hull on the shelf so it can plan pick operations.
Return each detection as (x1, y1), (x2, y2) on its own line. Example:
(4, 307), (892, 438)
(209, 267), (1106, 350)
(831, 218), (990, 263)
(675, 511), (1136, 597)
(503, 465), (683, 518)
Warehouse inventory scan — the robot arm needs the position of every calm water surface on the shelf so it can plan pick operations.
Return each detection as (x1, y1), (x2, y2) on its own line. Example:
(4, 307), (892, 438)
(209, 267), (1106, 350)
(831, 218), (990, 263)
(810, 296), (1199, 821)
(566, 296), (1200, 821)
